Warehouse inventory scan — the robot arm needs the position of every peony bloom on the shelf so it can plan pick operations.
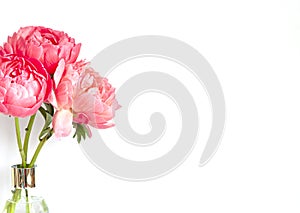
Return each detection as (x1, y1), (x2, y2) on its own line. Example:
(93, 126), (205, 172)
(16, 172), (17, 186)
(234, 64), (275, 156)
(0, 55), (52, 117)
(50, 62), (120, 137)
(0, 26), (81, 74)
(48, 59), (86, 109)
(73, 67), (120, 129)
(48, 59), (86, 137)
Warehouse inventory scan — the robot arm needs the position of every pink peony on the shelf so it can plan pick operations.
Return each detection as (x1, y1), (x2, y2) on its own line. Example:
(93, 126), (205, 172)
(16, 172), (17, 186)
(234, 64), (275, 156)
(49, 59), (86, 137)
(0, 55), (52, 117)
(73, 67), (120, 129)
(0, 26), (81, 74)
(50, 62), (120, 137)
(48, 59), (86, 109)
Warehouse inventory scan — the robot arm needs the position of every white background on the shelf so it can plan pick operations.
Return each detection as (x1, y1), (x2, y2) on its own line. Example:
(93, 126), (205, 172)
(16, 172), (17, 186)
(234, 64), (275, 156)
(0, 0), (300, 212)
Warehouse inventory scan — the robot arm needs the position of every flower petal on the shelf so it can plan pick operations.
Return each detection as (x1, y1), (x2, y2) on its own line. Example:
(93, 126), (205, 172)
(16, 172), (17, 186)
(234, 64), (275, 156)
(53, 109), (73, 138)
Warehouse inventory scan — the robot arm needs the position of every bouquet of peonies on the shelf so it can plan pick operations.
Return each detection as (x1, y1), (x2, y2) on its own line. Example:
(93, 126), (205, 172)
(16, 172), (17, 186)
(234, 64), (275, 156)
(0, 26), (120, 169)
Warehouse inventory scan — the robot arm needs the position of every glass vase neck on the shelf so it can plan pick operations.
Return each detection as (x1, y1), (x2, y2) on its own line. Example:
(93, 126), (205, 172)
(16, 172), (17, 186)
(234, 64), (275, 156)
(11, 165), (36, 189)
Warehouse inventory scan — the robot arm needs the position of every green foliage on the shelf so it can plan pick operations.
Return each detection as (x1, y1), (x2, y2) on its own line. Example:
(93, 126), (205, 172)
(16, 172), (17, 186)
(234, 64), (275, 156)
(72, 123), (90, 143)
(38, 104), (54, 141)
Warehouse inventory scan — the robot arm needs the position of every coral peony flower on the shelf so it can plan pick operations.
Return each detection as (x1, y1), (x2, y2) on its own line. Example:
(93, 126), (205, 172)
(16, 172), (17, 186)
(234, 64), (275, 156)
(50, 62), (119, 137)
(0, 55), (52, 117)
(49, 59), (86, 137)
(73, 67), (120, 129)
(0, 26), (81, 74)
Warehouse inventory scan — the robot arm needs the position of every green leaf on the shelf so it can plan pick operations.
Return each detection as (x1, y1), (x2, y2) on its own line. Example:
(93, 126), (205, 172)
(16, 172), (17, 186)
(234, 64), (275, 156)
(44, 103), (54, 116)
(73, 123), (90, 143)
(38, 107), (47, 120)
(38, 106), (53, 141)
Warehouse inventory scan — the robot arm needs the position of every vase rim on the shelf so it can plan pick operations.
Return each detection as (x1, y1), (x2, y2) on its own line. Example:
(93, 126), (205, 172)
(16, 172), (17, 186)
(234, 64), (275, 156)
(11, 164), (37, 169)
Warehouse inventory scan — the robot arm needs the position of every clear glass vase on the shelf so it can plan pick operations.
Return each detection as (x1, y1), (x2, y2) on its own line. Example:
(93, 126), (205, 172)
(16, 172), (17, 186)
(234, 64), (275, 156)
(2, 165), (49, 213)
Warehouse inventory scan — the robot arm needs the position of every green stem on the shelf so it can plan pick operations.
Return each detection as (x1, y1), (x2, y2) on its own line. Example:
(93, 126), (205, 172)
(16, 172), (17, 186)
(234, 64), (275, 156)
(25, 189), (30, 213)
(28, 138), (46, 168)
(5, 189), (21, 213)
(28, 129), (52, 168)
(15, 118), (26, 168)
(23, 114), (36, 163)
